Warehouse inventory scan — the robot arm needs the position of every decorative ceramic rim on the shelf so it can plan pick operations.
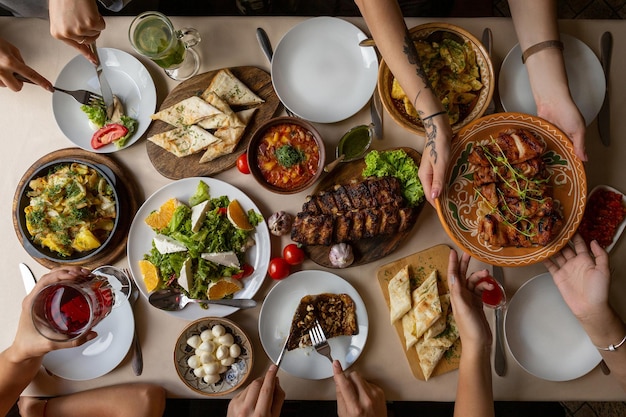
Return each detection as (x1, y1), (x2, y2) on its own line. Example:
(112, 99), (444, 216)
(174, 317), (253, 396)
(436, 112), (587, 266)
(378, 22), (494, 135)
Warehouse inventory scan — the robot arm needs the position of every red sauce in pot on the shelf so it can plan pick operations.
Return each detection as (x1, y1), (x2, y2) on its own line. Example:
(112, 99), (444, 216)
(255, 123), (320, 190)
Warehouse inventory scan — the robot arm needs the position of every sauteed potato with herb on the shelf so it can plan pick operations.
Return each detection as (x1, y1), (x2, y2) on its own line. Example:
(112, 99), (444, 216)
(391, 37), (483, 124)
(24, 163), (117, 257)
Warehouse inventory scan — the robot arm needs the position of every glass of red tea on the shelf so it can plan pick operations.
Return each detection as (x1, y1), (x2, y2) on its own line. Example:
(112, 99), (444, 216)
(31, 266), (130, 341)
(476, 275), (507, 309)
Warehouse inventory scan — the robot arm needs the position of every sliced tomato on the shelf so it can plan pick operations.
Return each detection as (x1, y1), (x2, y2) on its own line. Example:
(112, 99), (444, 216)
(91, 123), (128, 149)
(232, 264), (254, 280)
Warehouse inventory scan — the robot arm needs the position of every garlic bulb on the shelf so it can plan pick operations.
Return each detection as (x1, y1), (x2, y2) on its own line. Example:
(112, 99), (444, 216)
(329, 243), (354, 268)
(268, 211), (293, 236)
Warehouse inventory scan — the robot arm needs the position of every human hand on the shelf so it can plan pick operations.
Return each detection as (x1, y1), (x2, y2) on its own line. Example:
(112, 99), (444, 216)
(0, 38), (53, 92)
(227, 364), (285, 417)
(48, 0), (105, 63)
(536, 94), (587, 161)
(11, 267), (96, 362)
(333, 360), (387, 417)
(418, 114), (452, 206)
(447, 250), (492, 354)
(543, 233), (612, 326)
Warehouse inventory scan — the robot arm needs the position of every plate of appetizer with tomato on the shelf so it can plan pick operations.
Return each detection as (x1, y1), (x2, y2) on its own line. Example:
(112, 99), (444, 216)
(53, 48), (156, 153)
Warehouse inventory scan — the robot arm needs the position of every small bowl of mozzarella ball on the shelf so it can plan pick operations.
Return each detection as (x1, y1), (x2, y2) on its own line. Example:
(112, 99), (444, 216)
(174, 317), (253, 396)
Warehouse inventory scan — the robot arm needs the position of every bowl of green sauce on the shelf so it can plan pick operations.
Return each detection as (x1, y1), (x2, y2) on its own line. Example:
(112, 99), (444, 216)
(336, 124), (373, 162)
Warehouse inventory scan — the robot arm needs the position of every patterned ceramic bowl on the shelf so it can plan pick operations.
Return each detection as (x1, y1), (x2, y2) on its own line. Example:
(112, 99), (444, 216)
(435, 112), (586, 267)
(174, 317), (253, 396)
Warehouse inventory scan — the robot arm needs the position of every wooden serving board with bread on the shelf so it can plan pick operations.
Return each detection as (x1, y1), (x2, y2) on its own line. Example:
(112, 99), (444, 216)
(146, 66), (280, 179)
(303, 147), (424, 268)
(377, 244), (462, 381)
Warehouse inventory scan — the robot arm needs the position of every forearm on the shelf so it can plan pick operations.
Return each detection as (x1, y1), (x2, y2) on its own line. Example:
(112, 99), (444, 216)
(355, 0), (443, 117)
(0, 346), (43, 416)
(579, 310), (626, 392)
(508, 0), (570, 110)
(454, 347), (494, 417)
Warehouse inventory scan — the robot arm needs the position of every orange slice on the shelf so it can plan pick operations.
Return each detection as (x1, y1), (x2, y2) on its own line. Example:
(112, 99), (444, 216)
(138, 260), (160, 292)
(227, 199), (253, 231)
(145, 198), (180, 231)
(207, 277), (243, 300)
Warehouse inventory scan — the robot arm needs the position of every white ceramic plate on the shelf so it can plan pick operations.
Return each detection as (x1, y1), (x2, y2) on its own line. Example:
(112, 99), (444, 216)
(127, 177), (270, 320)
(272, 17), (378, 123)
(584, 185), (626, 253)
(505, 272), (602, 381)
(42, 299), (134, 380)
(53, 48), (157, 153)
(258, 270), (368, 380)
(499, 33), (605, 126)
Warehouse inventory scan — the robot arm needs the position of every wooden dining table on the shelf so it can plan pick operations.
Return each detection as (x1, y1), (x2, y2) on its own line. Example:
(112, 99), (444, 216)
(1, 15), (625, 402)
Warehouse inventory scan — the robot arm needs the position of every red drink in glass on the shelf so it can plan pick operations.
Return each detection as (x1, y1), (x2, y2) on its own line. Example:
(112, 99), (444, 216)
(476, 275), (506, 309)
(32, 279), (114, 341)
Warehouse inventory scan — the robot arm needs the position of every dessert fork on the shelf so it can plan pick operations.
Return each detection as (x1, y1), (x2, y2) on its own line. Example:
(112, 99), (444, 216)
(309, 320), (333, 362)
(15, 73), (103, 106)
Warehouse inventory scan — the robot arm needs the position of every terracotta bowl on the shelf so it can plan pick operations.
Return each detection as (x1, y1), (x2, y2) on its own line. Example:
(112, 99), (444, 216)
(247, 116), (325, 194)
(435, 112), (587, 267)
(174, 317), (253, 396)
(15, 159), (120, 264)
(378, 22), (494, 135)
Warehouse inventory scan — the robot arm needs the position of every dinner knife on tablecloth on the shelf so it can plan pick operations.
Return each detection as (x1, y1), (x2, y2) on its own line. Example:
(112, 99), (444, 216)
(598, 31), (612, 146)
(19, 262), (36, 294)
(492, 265), (507, 376)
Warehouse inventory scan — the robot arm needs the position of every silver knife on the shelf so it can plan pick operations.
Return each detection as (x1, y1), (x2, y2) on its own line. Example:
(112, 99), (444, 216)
(370, 92), (383, 140)
(598, 31), (612, 146)
(481, 28), (496, 115)
(19, 262), (36, 294)
(492, 265), (507, 376)
(88, 42), (114, 113)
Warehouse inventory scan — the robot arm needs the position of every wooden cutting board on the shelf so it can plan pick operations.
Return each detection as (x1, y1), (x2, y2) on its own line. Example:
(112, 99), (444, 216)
(377, 244), (462, 380)
(12, 148), (140, 269)
(304, 147), (424, 268)
(145, 66), (280, 179)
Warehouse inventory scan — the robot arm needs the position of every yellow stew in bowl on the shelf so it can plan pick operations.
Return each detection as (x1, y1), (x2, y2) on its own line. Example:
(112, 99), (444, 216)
(256, 123), (320, 190)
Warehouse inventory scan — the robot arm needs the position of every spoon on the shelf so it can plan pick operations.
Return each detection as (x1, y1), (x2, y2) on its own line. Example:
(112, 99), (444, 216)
(324, 154), (345, 173)
(148, 288), (257, 311)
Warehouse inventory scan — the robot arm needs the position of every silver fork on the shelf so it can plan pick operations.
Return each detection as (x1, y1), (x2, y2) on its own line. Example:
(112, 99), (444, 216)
(15, 73), (103, 106)
(123, 268), (143, 376)
(309, 320), (333, 362)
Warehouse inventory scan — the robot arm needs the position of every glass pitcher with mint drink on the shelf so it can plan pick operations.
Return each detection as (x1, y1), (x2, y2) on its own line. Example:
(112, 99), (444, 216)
(129, 11), (201, 81)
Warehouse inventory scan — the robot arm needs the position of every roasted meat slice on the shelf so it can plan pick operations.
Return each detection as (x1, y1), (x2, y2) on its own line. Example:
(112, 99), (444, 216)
(291, 213), (333, 246)
(347, 210), (365, 241)
(378, 204), (400, 235)
(332, 184), (353, 213)
(367, 177), (404, 207)
(345, 181), (373, 208)
(473, 157), (544, 186)
(362, 208), (381, 238)
(301, 196), (321, 215)
(318, 190), (339, 215)
(469, 128), (546, 166)
(334, 214), (352, 243)
(501, 195), (554, 220)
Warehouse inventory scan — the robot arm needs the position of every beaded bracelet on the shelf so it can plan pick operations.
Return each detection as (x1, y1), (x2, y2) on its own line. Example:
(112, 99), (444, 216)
(421, 110), (447, 122)
(595, 334), (626, 352)
(521, 40), (564, 64)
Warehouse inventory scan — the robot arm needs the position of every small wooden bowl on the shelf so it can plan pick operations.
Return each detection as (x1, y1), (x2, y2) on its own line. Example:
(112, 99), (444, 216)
(378, 22), (494, 135)
(247, 116), (325, 194)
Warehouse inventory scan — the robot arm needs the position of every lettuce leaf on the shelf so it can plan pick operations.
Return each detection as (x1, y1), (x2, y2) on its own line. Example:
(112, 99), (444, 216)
(362, 149), (424, 206)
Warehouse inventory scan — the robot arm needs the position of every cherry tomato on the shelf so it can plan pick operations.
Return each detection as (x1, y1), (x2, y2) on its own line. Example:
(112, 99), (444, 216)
(232, 264), (254, 280)
(268, 257), (290, 280)
(237, 153), (250, 174)
(217, 207), (227, 215)
(91, 123), (128, 149)
(283, 243), (305, 265)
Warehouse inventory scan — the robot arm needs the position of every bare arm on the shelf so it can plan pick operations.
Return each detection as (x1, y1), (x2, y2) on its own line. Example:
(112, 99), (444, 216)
(508, 0), (586, 161)
(0, 267), (95, 416)
(544, 234), (626, 392)
(448, 250), (495, 417)
(354, 0), (453, 205)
